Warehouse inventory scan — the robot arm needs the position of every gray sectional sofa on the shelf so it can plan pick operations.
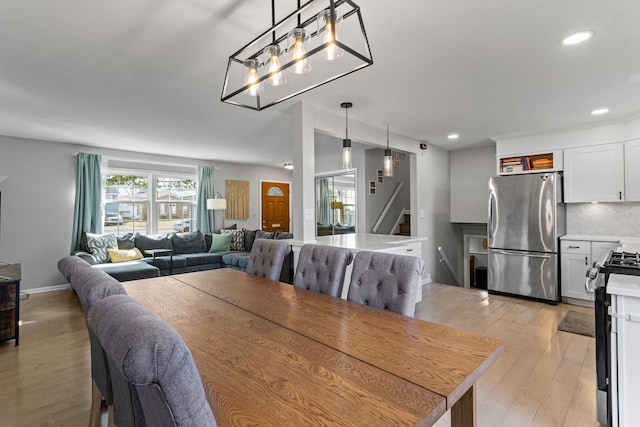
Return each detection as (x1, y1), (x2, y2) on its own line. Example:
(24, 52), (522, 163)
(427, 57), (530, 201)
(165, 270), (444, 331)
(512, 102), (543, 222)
(73, 229), (293, 283)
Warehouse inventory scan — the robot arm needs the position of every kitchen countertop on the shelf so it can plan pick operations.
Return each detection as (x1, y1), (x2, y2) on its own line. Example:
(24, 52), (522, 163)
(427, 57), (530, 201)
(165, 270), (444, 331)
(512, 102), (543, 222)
(315, 233), (428, 251)
(608, 274), (640, 298)
(560, 234), (622, 242)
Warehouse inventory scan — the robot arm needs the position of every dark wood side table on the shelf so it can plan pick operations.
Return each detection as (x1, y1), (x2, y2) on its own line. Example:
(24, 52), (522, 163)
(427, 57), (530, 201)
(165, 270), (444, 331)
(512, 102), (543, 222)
(144, 249), (173, 274)
(0, 263), (21, 346)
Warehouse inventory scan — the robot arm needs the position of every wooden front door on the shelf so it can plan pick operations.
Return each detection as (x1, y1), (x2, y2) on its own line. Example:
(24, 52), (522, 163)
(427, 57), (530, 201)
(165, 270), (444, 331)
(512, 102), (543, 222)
(261, 182), (290, 232)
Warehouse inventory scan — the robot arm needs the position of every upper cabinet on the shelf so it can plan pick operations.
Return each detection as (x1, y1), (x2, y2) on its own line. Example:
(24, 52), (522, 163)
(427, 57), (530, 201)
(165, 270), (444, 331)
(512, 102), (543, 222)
(625, 140), (640, 201)
(496, 150), (562, 175)
(564, 143), (624, 203)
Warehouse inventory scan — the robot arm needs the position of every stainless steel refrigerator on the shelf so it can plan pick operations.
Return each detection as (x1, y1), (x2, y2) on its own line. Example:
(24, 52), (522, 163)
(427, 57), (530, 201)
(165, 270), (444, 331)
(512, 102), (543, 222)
(488, 172), (565, 303)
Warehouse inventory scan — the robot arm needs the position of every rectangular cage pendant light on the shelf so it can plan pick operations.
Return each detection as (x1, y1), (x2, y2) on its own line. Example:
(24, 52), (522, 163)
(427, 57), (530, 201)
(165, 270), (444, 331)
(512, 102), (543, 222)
(221, 0), (373, 111)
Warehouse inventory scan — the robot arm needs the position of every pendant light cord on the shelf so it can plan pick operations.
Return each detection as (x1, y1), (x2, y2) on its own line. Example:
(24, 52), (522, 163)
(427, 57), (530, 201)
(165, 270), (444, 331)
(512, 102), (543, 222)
(386, 125), (389, 149)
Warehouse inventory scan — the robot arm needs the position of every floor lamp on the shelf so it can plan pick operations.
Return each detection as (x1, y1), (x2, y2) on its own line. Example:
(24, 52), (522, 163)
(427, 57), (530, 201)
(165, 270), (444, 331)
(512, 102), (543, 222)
(206, 197), (227, 231)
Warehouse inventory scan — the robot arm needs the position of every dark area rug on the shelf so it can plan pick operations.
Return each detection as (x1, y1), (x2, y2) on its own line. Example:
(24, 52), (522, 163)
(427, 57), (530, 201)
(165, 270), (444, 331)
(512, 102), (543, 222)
(557, 310), (595, 338)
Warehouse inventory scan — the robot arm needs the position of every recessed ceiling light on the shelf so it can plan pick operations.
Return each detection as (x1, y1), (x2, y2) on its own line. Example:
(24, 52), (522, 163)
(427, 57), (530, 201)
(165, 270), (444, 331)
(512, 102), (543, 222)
(283, 162), (294, 170)
(448, 134), (459, 140)
(591, 108), (609, 115)
(562, 30), (594, 46)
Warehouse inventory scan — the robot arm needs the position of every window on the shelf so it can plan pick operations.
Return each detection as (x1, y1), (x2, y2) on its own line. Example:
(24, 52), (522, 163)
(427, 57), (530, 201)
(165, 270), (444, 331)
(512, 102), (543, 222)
(156, 177), (196, 234)
(103, 171), (197, 235)
(104, 174), (149, 235)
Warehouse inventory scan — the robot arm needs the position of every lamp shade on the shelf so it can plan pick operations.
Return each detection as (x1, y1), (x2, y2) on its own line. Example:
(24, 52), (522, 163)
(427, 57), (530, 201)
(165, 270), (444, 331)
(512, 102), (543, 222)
(207, 198), (227, 210)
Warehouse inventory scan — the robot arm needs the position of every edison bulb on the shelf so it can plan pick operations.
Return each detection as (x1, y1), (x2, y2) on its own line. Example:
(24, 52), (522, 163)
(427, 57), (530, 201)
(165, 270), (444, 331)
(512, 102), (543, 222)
(263, 45), (285, 86)
(243, 58), (263, 96)
(287, 28), (311, 74)
(317, 9), (343, 61)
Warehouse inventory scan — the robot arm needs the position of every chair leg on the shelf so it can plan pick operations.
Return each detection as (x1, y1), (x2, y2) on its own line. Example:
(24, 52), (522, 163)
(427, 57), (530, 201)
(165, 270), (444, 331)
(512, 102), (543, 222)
(89, 380), (102, 427)
(107, 405), (115, 427)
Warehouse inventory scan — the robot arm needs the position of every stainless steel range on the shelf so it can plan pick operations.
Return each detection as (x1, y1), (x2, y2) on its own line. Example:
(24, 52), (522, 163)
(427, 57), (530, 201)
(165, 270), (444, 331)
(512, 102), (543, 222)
(586, 250), (640, 426)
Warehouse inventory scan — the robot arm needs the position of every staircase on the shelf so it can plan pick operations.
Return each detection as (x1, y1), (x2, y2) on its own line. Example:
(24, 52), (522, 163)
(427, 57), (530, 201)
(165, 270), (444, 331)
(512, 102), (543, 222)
(398, 211), (411, 236)
(390, 209), (411, 236)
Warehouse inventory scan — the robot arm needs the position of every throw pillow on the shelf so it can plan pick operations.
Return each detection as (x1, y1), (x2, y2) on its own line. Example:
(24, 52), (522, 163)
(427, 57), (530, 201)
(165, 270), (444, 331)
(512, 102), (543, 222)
(221, 229), (245, 251)
(85, 233), (118, 263)
(117, 233), (135, 250)
(134, 233), (173, 254)
(108, 248), (144, 263)
(243, 228), (257, 252)
(209, 233), (233, 252)
(171, 231), (206, 254)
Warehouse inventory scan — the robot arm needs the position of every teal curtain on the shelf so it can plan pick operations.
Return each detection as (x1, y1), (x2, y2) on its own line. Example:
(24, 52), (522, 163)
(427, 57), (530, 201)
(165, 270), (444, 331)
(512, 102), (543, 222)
(196, 165), (215, 233)
(317, 178), (331, 225)
(70, 153), (103, 252)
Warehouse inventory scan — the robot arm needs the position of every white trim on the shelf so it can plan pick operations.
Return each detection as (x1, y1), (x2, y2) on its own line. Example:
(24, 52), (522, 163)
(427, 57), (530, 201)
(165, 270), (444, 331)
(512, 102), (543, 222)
(24, 284), (72, 294)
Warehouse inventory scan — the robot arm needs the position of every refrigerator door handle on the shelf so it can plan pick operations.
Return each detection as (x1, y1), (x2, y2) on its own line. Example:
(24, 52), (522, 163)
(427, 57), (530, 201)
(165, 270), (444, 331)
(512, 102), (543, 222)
(490, 249), (552, 259)
(488, 190), (494, 240)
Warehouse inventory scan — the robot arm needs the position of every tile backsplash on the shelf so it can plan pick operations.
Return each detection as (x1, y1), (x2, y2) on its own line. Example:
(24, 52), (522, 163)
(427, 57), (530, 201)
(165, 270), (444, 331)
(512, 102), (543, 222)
(566, 202), (640, 237)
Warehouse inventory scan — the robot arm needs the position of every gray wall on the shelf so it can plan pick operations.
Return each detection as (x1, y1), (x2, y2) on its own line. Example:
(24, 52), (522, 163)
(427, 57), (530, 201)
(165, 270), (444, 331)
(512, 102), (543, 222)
(364, 147), (411, 234)
(0, 135), (291, 290)
(450, 145), (496, 223)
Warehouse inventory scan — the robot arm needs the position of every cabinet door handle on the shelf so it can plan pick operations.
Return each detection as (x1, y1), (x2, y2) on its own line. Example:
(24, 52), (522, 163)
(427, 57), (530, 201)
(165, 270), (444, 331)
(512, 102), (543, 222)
(406, 248), (413, 252)
(568, 245), (580, 249)
(585, 257), (588, 265)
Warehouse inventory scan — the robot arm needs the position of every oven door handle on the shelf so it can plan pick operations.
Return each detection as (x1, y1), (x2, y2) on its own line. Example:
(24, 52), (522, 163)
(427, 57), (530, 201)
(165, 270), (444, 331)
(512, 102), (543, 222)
(608, 306), (640, 323)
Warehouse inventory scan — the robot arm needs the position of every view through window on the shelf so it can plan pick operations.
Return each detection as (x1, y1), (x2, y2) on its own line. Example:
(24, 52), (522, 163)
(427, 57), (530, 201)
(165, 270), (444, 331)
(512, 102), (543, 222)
(103, 172), (196, 235)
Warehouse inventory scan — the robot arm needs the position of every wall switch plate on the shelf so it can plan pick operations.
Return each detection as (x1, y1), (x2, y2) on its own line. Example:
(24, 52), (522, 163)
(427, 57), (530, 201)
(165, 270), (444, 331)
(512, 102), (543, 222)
(305, 209), (313, 220)
(419, 210), (425, 218)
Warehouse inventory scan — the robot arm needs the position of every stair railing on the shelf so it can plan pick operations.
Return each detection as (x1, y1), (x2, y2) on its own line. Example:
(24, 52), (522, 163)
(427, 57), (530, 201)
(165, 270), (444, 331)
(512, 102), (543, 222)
(372, 180), (404, 233)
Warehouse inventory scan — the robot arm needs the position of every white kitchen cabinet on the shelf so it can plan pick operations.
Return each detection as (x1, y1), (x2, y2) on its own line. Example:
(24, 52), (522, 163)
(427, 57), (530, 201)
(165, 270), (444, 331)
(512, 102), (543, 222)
(561, 240), (592, 301)
(561, 240), (619, 302)
(625, 140), (640, 201)
(564, 143), (624, 202)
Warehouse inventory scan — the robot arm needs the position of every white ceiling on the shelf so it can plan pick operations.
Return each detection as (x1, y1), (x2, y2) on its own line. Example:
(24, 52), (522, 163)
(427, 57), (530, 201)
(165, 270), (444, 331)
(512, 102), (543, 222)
(0, 1), (639, 167)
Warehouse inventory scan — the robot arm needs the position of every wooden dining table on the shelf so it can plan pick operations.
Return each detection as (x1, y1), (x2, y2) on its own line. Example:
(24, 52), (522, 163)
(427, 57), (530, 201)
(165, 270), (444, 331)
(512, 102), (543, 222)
(122, 268), (502, 427)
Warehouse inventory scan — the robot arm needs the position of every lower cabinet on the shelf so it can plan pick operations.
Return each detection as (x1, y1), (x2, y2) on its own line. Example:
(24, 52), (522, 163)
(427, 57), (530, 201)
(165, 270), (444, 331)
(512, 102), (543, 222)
(561, 240), (619, 302)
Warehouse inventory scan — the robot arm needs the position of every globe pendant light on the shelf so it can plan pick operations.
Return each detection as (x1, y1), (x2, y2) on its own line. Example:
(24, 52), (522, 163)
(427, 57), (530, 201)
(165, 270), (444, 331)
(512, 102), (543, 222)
(384, 125), (393, 177)
(341, 102), (352, 169)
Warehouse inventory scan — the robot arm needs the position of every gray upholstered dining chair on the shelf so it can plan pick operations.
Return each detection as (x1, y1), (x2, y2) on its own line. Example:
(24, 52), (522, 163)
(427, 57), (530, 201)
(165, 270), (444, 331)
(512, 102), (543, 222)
(59, 256), (127, 427)
(87, 294), (217, 427)
(293, 244), (354, 297)
(245, 239), (292, 281)
(347, 251), (424, 317)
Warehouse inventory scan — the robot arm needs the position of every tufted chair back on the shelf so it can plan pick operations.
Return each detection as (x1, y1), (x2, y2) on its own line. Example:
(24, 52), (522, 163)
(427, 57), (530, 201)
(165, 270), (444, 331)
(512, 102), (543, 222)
(347, 251), (424, 317)
(57, 255), (91, 282)
(58, 258), (128, 426)
(87, 294), (217, 427)
(245, 239), (292, 281)
(293, 244), (354, 297)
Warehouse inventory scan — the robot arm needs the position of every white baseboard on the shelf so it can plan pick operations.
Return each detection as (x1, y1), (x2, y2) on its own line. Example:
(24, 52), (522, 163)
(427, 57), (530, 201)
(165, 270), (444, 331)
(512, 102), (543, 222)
(23, 283), (72, 294)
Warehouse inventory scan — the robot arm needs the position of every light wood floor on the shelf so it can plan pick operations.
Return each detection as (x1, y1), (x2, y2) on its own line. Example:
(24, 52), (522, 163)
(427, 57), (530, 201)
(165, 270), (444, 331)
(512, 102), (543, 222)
(0, 284), (597, 426)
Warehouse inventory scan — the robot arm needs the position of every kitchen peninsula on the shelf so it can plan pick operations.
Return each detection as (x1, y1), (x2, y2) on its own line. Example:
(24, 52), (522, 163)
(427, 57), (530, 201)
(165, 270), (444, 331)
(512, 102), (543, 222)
(314, 233), (429, 300)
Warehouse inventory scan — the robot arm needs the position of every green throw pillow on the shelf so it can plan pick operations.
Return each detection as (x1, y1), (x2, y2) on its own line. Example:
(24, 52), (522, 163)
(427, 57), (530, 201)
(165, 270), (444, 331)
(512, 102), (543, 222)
(209, 233), (233, 252)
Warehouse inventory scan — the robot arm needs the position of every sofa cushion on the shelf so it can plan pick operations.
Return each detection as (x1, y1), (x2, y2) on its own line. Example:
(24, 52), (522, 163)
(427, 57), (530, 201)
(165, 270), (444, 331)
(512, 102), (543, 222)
(171, 231), (206, 254)
(243, 228), (258, 252)
(221, 252), (250, 268)
(134, 233), (173, 253)
(221, 229), (245, 251)
(93, 261), (160, 282)
(117, 233), (136, 250)
(274, 231), (293, 240)
(255, 230), (275, 240)
(141, 255), (187, 271)
(86, 233), (118, 263)
(209, 233), (233, 252)
(179, 253), (223, 267)
(108, 248), (144, 263)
